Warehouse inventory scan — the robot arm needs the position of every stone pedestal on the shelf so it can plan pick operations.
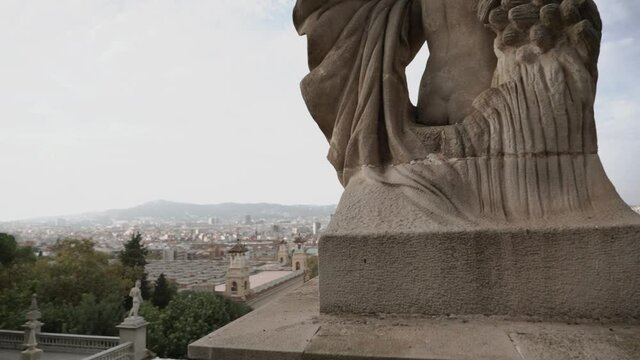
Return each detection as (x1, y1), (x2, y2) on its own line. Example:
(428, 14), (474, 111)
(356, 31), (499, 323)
(20, 348), (42, 360)
(319, 224), (640, 320)
(117, 316), (148, 360)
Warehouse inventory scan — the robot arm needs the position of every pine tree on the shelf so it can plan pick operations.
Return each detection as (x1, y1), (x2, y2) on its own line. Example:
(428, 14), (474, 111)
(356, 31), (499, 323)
(119, 232), (148, 268)
(151, 273), (176, 309)
(0, 233), (18, 265)
(119, 233), (151, 300)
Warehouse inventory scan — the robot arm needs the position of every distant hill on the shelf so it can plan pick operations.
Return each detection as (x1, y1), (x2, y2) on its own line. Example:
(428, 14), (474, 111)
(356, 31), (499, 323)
(40, 200), (336, 223)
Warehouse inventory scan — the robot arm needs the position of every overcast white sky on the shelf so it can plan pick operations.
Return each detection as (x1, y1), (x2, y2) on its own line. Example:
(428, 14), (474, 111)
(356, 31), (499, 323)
(0, 0), (638, 221)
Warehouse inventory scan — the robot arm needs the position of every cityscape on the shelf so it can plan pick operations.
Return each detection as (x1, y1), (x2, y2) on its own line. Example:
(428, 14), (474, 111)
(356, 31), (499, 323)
(0, 200), (333, 359)
(0, 200), (333, 290)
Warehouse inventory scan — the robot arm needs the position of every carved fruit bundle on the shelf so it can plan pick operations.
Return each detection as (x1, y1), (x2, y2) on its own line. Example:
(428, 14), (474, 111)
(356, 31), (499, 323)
(477, 0), (602, 67)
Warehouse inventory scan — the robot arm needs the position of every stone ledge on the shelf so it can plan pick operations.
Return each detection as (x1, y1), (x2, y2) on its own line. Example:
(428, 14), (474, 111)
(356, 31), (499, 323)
(188, 279), (640, 360)
(118, 316), (148, 328)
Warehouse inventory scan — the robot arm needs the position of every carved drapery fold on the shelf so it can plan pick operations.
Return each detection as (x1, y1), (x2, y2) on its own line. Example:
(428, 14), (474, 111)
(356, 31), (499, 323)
(294, 0), (426, 185)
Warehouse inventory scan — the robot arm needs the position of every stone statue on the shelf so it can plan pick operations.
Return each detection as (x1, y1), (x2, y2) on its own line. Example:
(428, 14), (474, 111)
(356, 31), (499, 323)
(294, 0), (638, 231)
(128, 280), (143, 318)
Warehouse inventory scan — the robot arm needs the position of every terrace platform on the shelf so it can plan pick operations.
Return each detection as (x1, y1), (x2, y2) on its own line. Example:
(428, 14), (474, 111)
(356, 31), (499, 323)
(188, 278), (640, 360)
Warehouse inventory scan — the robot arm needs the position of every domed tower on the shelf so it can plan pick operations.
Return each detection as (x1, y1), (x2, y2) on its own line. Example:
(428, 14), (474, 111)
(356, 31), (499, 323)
(291, 236), (307, 272)
(276, 239), (290, 266)
(225, 240), (250, 300)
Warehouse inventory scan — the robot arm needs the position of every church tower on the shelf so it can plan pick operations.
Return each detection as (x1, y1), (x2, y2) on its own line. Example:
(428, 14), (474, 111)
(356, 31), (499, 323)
(291, 236), (308, 272)
(276, 240), (290, 266)
(225, 240), (251, 300)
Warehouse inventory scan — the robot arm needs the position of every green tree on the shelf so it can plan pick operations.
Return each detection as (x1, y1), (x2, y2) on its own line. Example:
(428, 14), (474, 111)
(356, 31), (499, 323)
(0, 236), (135, 335)
(119, 232), (148, 268)
(141, 292), (251, 359)
(139, 302), (166, 347)
(0, 233), (35, 266)
(306, 256), (319, 280)
(0, 233), (37, 329)
(0, 233), (18, 265)
(36, 239), (126, 306)
(151, 273), (177, 309)
(119, 233), (151, 300)
(31, 239), (129, 335)
(223, 296), (253, 321)
(42, 293), (125, 336)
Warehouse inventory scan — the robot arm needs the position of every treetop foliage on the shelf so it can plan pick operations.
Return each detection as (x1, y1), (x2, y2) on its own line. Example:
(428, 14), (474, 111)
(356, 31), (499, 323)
(141, 291), (251, 359)
(151, 273), (177, 309)
(0, 233), (35, 266)
(0, 236), (127, 334)
(119, 232), (148, 268)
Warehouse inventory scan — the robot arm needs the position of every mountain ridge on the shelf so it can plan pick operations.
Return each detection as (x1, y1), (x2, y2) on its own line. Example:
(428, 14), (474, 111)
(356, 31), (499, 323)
(9, 200), (337, 223)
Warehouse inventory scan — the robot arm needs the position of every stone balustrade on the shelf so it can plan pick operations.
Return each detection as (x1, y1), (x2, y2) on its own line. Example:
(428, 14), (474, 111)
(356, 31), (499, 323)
(2, 291), (148, 360)
(0, 329), (119, 353)
(39, 332), (120, 353)
(0, 330), (23, 349)
(83, 342), (133, 360)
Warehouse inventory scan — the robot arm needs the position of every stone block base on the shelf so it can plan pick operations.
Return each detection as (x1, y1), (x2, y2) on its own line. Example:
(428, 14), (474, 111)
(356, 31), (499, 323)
(320, 225), (640, 320)
(21, 349), (42, 360)
(188, 279), (640, 360)
(117, 317), (148, 360)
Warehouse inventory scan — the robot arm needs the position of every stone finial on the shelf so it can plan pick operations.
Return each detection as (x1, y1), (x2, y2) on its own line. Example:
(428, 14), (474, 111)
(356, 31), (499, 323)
(294, 235), (305, 250)
(22, 294), (44, 360)
(25, 294), (41, 322)
(228, 239), (248, 254)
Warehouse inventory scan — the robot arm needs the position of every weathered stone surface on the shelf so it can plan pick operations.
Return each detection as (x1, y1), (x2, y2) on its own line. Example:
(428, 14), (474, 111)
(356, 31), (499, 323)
(188, 279), (640, 360)
(188, 279), (320, 360)
(320, 224), (640, 319)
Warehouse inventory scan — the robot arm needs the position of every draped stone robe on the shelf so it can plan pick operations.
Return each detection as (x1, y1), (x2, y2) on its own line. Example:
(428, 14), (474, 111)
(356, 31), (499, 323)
(294, 0), (427, 182)
(294, 0), (638, 231)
